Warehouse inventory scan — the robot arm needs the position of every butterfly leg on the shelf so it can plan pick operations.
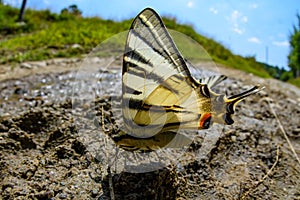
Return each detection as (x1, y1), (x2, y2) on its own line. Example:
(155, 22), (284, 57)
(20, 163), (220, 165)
(107, 165), (115, 200)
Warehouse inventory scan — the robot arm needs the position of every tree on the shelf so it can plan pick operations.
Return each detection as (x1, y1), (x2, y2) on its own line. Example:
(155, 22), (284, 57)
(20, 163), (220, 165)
(18, 0), (27, 22)
(69, 4), (82, 16)
(288, 14), (300, 78)
(60, 4), (82, 17)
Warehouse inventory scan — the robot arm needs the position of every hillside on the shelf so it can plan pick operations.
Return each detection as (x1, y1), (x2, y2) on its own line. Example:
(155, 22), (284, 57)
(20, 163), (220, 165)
(0, 3), (274, 78)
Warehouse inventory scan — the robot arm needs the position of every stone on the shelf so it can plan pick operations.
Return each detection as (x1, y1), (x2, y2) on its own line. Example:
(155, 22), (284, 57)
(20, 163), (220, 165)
(20, 63), (32, 69)
(89, 57), (102, 63)
(71, 43), (82, 49)
(34, 61), (47, 68)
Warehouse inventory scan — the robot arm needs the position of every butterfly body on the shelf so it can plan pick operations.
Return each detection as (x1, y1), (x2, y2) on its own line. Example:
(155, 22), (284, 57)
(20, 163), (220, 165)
(104, 8), (262, 152)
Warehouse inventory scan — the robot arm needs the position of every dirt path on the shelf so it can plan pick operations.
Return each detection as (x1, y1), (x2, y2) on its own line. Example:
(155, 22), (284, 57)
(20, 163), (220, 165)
(0, 58), (299, 199)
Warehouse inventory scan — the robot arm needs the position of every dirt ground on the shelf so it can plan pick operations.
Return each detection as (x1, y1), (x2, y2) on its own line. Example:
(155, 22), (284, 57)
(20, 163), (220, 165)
(0, 58), (299, 199)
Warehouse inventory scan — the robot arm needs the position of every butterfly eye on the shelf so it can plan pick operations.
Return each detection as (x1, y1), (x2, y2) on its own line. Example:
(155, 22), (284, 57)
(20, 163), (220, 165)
(199, 113), (211, 129)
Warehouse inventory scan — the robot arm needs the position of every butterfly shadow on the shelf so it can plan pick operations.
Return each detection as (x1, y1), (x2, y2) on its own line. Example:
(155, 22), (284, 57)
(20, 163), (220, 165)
(97, 166), (178, 200)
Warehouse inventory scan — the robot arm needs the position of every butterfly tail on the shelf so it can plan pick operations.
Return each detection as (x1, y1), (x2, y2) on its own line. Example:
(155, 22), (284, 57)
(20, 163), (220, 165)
(223, 85), (264, 125)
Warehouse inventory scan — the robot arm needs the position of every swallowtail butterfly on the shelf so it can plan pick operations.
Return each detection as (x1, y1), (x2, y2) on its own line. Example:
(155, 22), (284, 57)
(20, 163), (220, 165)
(105, 8), (262, 152)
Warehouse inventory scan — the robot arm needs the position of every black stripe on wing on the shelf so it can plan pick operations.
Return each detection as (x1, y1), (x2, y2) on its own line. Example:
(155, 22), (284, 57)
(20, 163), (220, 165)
(199, 75), (227, 88)
(123, 8), (198, 86)
(124, 46), (153, 69)
(123, 85), (143, 95)
(125, 29), (166, 65)
(124, 97), (185, 113)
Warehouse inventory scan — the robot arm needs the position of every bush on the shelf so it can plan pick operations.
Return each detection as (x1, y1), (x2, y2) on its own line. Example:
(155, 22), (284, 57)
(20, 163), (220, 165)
(280, 71), (294, 81)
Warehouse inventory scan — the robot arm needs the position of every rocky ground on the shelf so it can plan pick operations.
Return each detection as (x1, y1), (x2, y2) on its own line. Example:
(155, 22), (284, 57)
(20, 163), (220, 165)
(0, 57), (299, 199)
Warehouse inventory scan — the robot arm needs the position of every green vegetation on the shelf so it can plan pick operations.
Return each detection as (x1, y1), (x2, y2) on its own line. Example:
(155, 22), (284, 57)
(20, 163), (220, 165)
(288, 77), (300, 87)
(0, 4), (129, 63)
(0, 3), (297, 86)
(287, 13), (300, 87)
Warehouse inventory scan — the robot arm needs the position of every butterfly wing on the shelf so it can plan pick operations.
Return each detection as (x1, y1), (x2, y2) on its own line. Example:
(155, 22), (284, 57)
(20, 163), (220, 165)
(121, 7), (263, 145)
(122, 8), (205, 138)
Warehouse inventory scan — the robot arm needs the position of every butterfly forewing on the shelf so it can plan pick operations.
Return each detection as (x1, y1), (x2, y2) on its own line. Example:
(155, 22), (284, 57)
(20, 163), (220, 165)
(124, 9), (193, 77)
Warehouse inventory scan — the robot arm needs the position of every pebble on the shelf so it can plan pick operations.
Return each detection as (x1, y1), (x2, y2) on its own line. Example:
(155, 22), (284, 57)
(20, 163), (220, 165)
(292, 128), (300, 134)
(88, 57), (102, 63)
(71, 44), (82, 49)
(231, 135), (237, 142)
(20, 63), (32, 69)
(91, 188), (99, 197)
(58, 193), (68, 199)
(34, 61), (47, 68)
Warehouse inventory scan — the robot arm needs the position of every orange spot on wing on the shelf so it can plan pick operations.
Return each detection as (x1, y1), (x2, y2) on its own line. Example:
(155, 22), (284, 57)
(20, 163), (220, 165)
(199, 113), (211, 128)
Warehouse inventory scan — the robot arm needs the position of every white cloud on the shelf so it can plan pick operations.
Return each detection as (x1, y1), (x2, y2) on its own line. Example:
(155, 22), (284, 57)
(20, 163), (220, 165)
(248, 37), (261, 44)
(233, 10), (241, 19)
(241, 16), (248, 23)
(277, 33), (287, 39)
(187, 1), (194, 8)
(43, 0), (50, 5)
(4, 0), (21, 6)
(250, 3), (258, 9)
(231, 10), (247, 22)
(227, 10), (248, 34)
(233, 27), (244, 34)
(209, 7), (218, 14)
(273, 41), (289, 47)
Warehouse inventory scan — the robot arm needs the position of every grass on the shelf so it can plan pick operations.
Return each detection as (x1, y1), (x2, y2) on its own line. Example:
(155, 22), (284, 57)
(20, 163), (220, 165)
(288, 78), (300, 87)
(0, 3), (279, 80)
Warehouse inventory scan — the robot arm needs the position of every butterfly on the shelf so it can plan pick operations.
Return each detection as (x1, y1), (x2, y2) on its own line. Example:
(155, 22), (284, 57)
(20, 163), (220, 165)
(103, 8), (262, 152)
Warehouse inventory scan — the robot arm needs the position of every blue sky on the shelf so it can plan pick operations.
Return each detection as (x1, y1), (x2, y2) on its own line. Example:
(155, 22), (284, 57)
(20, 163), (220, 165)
(4, 0), (300, 69)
